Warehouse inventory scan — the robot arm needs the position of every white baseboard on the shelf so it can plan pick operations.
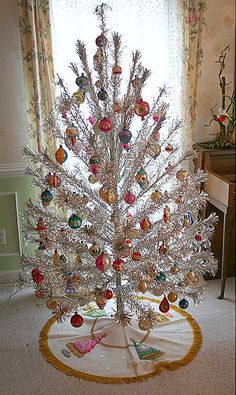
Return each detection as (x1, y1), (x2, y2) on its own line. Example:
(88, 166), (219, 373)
(0, 269), (19, 283)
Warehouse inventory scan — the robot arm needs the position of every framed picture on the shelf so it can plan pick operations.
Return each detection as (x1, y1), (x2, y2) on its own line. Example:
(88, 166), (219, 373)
(0, 192), (21, 257)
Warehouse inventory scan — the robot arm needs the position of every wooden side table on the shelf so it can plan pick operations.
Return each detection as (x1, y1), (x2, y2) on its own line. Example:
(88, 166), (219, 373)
(194, 145), (235, 299)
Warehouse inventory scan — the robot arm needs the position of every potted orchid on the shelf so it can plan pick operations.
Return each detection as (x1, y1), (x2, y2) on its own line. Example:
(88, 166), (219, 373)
(200, 45), (235, 149)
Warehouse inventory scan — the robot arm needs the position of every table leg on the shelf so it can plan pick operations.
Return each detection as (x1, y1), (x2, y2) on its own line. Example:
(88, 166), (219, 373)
(217, 211), (234, 299)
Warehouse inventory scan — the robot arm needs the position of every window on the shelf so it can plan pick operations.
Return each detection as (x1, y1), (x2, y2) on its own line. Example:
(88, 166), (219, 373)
(50, 0), (185, 120)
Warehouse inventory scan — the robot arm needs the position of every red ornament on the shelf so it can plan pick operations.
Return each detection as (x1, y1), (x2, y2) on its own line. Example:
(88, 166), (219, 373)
(123, 143), (130, 151)
(140, 218), (152, 231)
(36, 218), (47, 232)
(113, 258), (125, 272)
(95, 253), (110, 272)
(134, 99), (150, 121)
(112, 65), (122, 75)
(195, 233), (202, 241)
(99, 118), (112, 133)
(31, 268), (40, 277)
(70, 313), (84, 328)
(114, 101), (121, 112)
(163, 206), (171, 223)
(124, 191), (136, 205)
(104, 289), (113, 300)
(165, 145), (173, 152)
(159, 295), (170, 313)
(124, 239), (132, 248)
(132, 250), (142, 261)
(90, 164), (100, 176)
(33, 272), (44, 284)
(217, 115), (226, 124)
(47, 172), (61, 188)
(95, 34), (107, 47)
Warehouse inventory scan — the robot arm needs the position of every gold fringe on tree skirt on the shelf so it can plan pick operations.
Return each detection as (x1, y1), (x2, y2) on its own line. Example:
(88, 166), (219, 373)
(39, 299), (202, 384)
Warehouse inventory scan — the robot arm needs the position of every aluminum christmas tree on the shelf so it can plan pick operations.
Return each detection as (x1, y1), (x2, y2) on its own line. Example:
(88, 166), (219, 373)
(20, 4), (217, 331)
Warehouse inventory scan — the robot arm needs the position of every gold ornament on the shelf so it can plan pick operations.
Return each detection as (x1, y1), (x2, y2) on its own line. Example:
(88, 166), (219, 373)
(185, 271), (199, 284)
(72, 89), (85, 104)
(89, 242), (100, 257)
(46, 300), (58, 310)
(138, 280), (148, 293)
(170, 265), (179, 274)
(96, 294), (107, 309)
(88, 174), (98, 184)
(105, 188), (116, 205)
(175, 195), (184, 205)
(138, 317), (152, 331)
(151, 190), (163, 203)
(71, 274), (80, 283)
(159, 241), (168, 255)
(176, 169), (188, 181)
(167, 292), (178, 302)
(183, 214), (190, 226)
(99, 185), (107, 200)
(53, 249), (60, 268)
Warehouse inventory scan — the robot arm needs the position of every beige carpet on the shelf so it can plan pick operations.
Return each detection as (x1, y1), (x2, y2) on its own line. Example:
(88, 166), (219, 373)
(0, 278), (235, 395)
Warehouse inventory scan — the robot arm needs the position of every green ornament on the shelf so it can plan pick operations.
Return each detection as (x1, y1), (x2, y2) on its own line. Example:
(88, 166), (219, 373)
(135, 167), (148, 189)
(155, 272), (166, 282)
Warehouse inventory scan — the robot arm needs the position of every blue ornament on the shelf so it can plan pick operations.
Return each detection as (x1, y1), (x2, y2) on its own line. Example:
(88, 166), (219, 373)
(75, 73), (89, 91)
(179, 298), (189, 309)
(187, 212), (193, 225)
(97, 88), (108, 101)
(41, 189), (53, 206)
(68, 214), (82, 229)
(61, 349), (71, 358)
(155, 272), (166, 282)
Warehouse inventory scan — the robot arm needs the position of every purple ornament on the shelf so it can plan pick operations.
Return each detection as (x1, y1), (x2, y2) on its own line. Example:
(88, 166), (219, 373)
(119, 129), (132, 144)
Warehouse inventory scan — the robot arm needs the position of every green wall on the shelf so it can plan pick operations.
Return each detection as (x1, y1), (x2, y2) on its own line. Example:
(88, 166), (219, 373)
(0, 176), (35, 271)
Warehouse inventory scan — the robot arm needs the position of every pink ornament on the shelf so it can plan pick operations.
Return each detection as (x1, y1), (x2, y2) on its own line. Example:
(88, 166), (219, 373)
(88, 116), (95, 125)
(153, 114), (160, 122)
(124, 191), (136, 205)
(62, 112), (68, 119)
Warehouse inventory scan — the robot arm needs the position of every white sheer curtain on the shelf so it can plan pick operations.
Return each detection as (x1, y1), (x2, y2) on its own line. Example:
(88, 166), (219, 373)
(50, 0), (189, 146)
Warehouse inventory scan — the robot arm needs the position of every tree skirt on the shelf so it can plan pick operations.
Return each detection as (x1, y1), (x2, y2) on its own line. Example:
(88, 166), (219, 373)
(39, 296), (202, 384)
